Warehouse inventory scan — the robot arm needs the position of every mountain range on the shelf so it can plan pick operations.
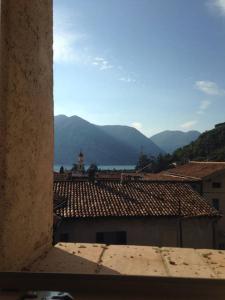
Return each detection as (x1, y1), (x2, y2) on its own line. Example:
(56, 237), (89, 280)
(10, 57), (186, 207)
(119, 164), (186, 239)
(150, 130), (200, 154)
(55, 115), (162, 165)
(54, 115), (201, 165)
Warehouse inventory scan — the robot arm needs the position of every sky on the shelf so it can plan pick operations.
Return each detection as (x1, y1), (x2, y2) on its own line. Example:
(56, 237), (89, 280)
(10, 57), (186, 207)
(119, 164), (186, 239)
(53, 0), (225, 137)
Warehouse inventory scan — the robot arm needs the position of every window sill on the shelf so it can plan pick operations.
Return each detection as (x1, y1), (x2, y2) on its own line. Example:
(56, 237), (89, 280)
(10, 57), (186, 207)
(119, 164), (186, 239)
(1, 243), (225, 299)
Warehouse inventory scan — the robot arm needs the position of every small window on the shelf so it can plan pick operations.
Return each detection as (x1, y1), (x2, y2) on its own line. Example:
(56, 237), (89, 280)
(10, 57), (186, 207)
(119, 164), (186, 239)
(212, 182), (221, 188)
(96, 231), (127, 245)
(60, 233), (69, 242)
(212, 199), (219, 210)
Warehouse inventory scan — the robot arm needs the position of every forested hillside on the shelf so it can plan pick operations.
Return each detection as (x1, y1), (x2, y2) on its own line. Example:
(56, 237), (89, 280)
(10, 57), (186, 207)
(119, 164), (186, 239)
(173, 122), (225, 161)
(136, 122), (225, 173)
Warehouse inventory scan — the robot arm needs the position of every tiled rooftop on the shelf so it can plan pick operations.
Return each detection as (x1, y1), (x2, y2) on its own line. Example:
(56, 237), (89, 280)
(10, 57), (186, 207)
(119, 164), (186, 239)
(166, 161), (225, 179)
(96, 172), (122, 180)
(144, 172), (200, 182)
(54, 181), (218, 219)
(54, 172), (69, 181)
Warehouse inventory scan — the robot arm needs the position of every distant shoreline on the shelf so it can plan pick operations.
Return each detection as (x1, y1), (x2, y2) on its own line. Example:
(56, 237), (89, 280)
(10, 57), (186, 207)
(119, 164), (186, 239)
(54, 164), (136, 172)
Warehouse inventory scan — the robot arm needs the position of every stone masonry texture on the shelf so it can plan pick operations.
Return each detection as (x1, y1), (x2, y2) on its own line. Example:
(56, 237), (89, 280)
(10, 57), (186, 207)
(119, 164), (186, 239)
(0, 0), (53, 271)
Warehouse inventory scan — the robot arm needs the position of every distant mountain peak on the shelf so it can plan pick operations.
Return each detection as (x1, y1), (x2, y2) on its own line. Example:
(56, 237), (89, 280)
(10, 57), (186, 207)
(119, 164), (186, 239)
(150, 130), (200, 154)
(54, 115), (163, 165)
(55, 114), (68, 119)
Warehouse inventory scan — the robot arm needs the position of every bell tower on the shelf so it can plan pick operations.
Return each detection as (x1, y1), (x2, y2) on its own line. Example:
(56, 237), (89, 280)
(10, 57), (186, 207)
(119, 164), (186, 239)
(77, 151), (84, 173)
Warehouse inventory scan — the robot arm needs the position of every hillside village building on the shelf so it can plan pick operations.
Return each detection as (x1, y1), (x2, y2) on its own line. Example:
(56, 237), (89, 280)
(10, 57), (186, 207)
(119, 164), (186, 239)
(54, 180), (219, 249)
(162, 162), (225, 249)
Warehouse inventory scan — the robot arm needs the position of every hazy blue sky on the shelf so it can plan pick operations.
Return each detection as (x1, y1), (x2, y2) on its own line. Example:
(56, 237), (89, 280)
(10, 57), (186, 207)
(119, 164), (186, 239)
(53, 0), (225, 136)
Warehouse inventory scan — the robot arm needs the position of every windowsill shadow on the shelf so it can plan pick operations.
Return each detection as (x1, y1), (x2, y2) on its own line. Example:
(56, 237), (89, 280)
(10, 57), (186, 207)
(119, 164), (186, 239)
(25, 243), (119, 275)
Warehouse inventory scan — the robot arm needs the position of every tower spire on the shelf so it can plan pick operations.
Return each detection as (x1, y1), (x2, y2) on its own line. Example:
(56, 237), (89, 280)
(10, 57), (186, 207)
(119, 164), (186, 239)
(77, 150), (84, 173)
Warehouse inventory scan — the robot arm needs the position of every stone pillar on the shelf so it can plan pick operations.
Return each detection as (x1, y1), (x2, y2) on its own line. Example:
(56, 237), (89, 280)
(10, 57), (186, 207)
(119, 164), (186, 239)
(0, 0), (53, 271)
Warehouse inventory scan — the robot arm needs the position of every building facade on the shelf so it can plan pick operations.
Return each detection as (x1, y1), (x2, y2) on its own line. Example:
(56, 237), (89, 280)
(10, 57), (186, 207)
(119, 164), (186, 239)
(56, 216), (215, 249)
(54, 180), (219, 249)
(200, 172), (225, 248)
(165, 162), (225, 248)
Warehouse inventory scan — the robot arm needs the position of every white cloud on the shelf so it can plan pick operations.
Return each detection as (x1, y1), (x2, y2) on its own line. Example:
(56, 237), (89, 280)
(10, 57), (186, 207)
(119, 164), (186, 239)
(207, 0), (225, 16)
(53, 5), (137, 82)
(94, 57), (105, 61)
(54, 8), (112, 70)
(54, 27), (113, 70)
(200, 99), (211, 110)
(54, 30), (86, 64)
(197, 99), (211, 114)
(92, 57), (113, 71)
(180, 120), (198, 130)
(53, 7), (87, 64)
(195, 80), (225, 96)
(119, 77), (136, 83)
(131, 122), (143, 131)
(53, 5), (138, 85)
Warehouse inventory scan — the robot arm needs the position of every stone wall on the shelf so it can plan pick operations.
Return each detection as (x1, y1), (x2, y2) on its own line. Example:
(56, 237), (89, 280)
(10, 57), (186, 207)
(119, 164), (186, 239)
(0, 0), (53, 271)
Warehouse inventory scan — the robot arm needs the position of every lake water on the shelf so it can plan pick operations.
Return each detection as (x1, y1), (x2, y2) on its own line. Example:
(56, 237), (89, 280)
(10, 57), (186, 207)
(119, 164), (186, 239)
(54, 164), (135, 172)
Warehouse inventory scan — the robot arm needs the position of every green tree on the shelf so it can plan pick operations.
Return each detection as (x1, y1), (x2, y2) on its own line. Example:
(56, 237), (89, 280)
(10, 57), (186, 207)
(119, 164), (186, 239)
(59, 166), (64, 174)
(71, 164), (78, 172)
(135, 153), (154, 172)
(87, 163), (98, 182)
(153, 154), (172, 172)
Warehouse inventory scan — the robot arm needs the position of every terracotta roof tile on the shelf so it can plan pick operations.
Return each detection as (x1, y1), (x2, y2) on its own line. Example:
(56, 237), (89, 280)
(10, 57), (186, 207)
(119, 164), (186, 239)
(54, 172), (69, 181)
(144, 173), (200, 182)
(54, 181), (218, 219)
(166, 161), (225, 179)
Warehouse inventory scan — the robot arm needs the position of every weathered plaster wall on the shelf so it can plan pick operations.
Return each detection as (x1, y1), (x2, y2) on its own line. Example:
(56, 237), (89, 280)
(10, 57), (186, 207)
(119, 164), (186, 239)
(56, 217), (178, 247)
(182, 218), (214, 249)
(56, 217), (215, 249)
(203, 173), (225, 248)
(0, 0), (53, 271)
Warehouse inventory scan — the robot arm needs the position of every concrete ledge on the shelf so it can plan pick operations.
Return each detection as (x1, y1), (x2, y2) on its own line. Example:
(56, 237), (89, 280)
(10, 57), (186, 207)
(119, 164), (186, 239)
(0, 243), (220, 299)
(28, 243), (225, 279)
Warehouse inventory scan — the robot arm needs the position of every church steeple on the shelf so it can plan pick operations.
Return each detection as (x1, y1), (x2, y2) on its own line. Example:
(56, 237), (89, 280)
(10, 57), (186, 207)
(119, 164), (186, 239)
(77, 150), (84, 173)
